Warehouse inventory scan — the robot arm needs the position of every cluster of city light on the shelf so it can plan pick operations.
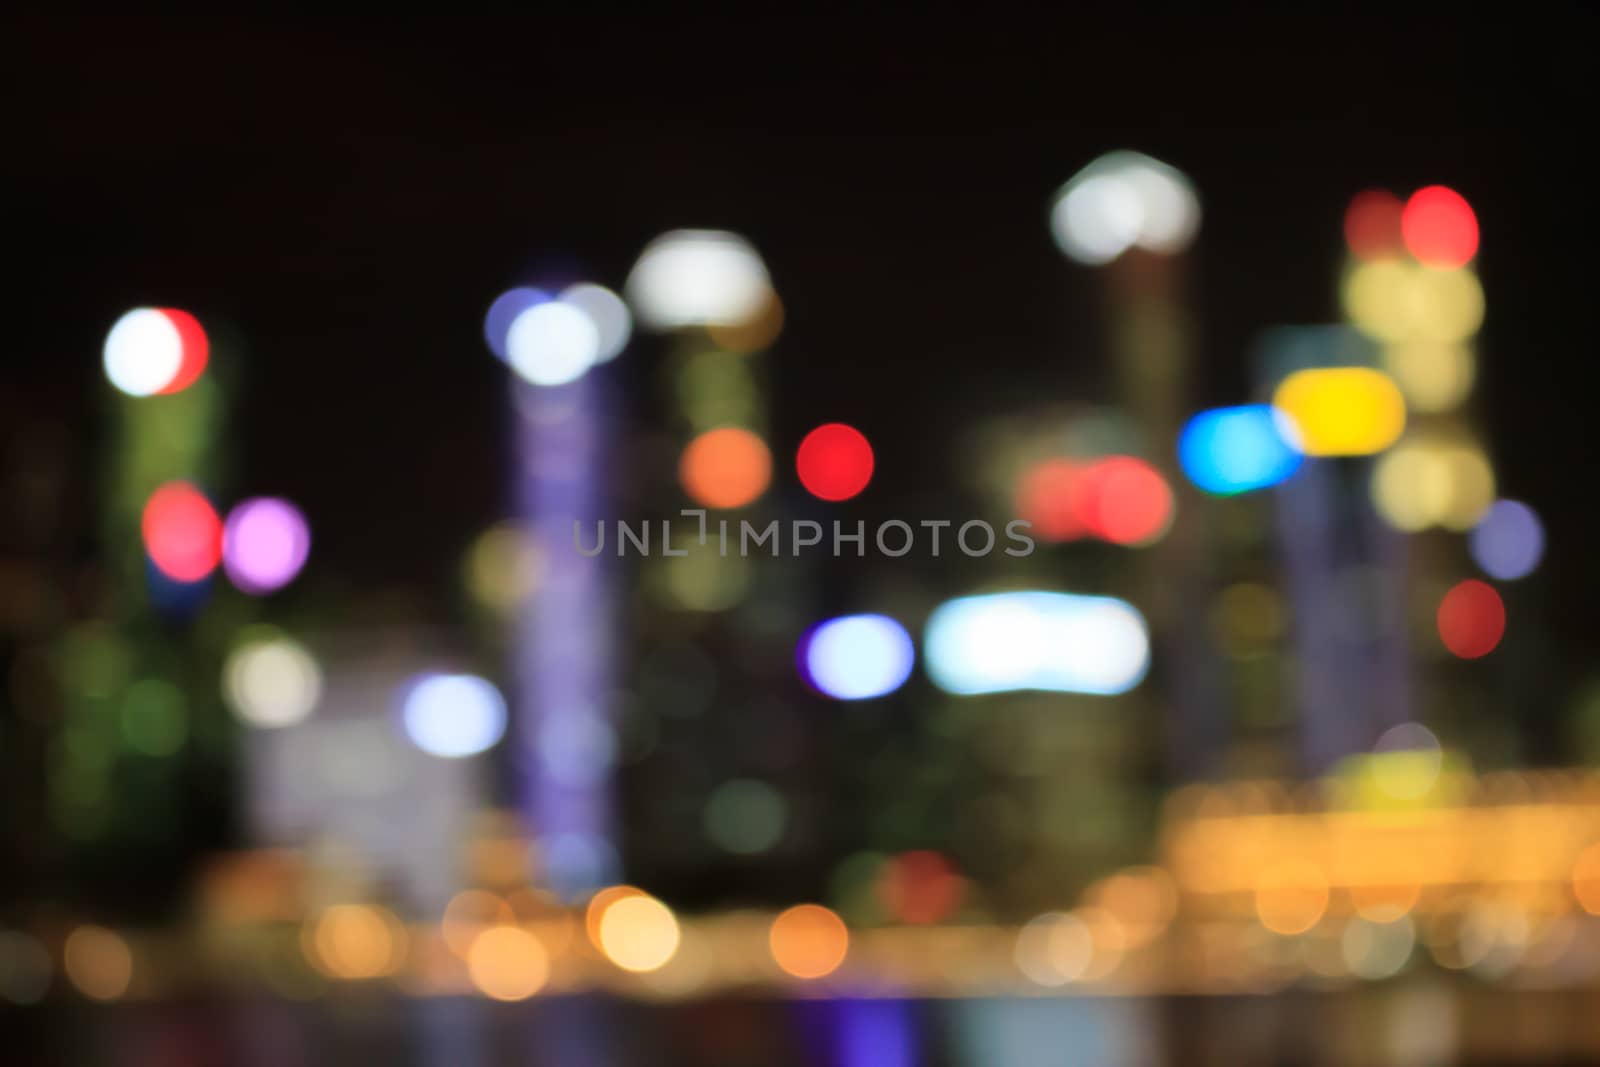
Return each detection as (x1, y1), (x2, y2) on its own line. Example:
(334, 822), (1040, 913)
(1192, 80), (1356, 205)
(103, 307), (209, 397)
(1015, 454), (1174, 544)
(924, 591), (1150, 696)
(1049, 151), (1201, 265)
(483, 281), (631, 387)
(1370, 434), (1495, 532)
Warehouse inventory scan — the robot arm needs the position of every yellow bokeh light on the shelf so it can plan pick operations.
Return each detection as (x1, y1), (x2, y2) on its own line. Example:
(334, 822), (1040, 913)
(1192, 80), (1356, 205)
(1273, 367), (1406, 456)
(1383, 341), (1475, 413)
(310, 904), (405, 980)
(596, 894), (680, 974)
(63, 925), (132, 1001)
(769, 904), (850, 979)
(1371, 437), (1494, 533)
(1254, 861), (1329, 935)
(464, 523), (545, 616)
(1343, 260), (1417, 343)
(1086, 866), (1179, 947)
(1344, 261), (1484, 345)
(466, 924), (550, 1001)
(1409, 267), (1484, 343)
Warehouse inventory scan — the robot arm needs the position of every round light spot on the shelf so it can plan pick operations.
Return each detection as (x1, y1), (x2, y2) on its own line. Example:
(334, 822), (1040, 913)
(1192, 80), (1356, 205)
(559, 283), (632, 362)
(769, 904), (849, 980)
(1437, 579), (1505, 659)
(1402, 185), (1478, 269)
(223, 633), (322, 728)
(795, 423), (874, 501)
(223, 497), (311, 594)
(402, 674), (507, 758)
(597, 894), (679, 973)
(104, 309), (183, 397)
(63, 925), (132, 1001)
(467, 925), (550, 1001)
(678, 427), (772, 509)
(800, 614), (915, 701)
(142, 482), (222, 582)
(626, 230), (771, 329)
(703, 778), (787, 855)
(1469, 499), (1544, 581)
(507, 301), (600, 386)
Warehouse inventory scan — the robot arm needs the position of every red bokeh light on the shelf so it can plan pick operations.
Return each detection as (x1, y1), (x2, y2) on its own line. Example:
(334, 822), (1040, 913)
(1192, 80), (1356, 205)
(1437, 579), (1505, 659)
(1016, 459), (1087, 541)
(1343, 190), (1405, 261)
(875, 850), (965, 925)
(156, 308), (209, 395)
(142, 482), (223, 582)
(1079, 457), (1174, 545)
(1402, 185), (1479, 269)
(796, 423), (874, 501)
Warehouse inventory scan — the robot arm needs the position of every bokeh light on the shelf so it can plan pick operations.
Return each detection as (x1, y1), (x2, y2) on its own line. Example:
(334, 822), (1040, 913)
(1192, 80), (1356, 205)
(142, 482), (223, 582)
(104, 308), (208, 397)
(1437, 579), (1505, 659)
(795, 423), (874, 501)
(1343, 189), (1405, 261)
(626, 230), (771, 329)
(0, 931), (51, 1005)
(1371, 438), (1495, 532)
(467, 925), (550, 1001)
(62, 925), (132, 1001)
(441, 889), (513, 957)
(876, 851), (965, 925)
(1049, 151), (1200, 264)
(1178, 404), (1303, 495)
(678, 427), (772, 509)
(483, 286), (548, 361)
(1383, 340), (1475, 413)
(1015, 459), (1087, 541)
(1078, 457), (1174, 545)
(702, 778), (787, 855)
(223, 497), (310, 594)
(507, 300), (600, 386)
(596, 893), (680, 973)
(1469, 499), (1544, 581)
(799, 614), (915, 700)
(925, 591), (1149, 696)
(1254, 861), (1329, 935)
(223, 632), (322, 728)
(1272, 367), (1406, 456)
(401, 673), (507, 758)
(1015, 911), (1093, 985)
(1402, 185), (1479, 268)
(464, 521), (545, 616)
(309, 904), (405, 980)
(559, 282), (632, 363)
(769, 904), (849, 979)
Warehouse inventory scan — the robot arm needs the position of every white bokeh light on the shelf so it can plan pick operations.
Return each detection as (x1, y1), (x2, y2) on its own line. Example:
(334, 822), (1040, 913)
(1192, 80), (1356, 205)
(1049, 151), (1200, 264)
(559, 283), (632, 362)
(223, 635), (322, 728)
(625, 230), (771, 330)
(103, 308), (183, 397)
(506, 301), (600, 386)
(402, 673), (507, 758)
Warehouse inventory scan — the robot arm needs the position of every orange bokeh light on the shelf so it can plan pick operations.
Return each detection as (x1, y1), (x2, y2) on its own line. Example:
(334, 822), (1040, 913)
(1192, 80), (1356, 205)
(679, 427), (772, 509)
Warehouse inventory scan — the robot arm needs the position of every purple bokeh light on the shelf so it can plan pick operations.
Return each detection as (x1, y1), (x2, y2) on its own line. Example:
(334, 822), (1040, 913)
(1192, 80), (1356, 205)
(223, 497), (311, 594)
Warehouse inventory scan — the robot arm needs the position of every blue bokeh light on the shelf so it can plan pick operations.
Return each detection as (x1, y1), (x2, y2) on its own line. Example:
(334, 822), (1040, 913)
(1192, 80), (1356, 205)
(1178, 404), (1303, 495)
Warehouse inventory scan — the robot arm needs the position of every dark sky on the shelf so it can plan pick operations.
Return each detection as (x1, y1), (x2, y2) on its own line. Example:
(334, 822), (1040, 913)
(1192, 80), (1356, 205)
(6, 14), (1598, 665)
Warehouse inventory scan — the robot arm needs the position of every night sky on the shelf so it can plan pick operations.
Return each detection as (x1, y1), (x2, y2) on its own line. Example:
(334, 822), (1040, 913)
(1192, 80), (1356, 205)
(7, 14), (1598, 676)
